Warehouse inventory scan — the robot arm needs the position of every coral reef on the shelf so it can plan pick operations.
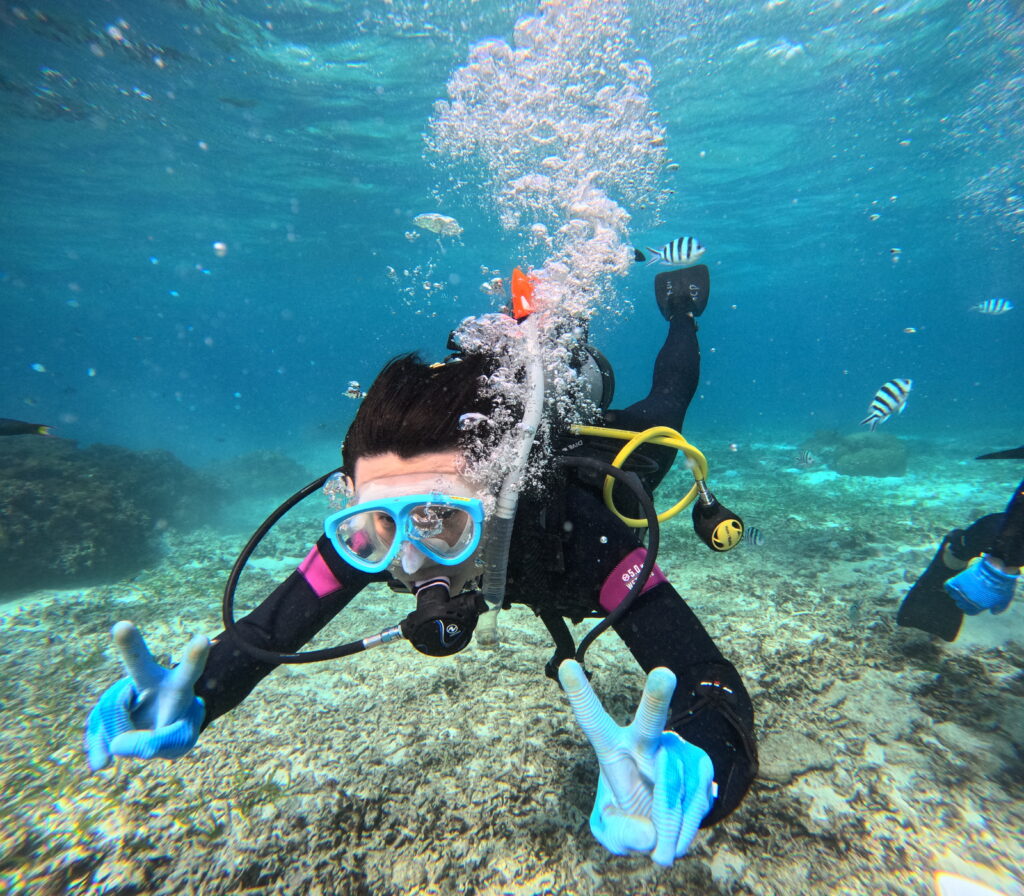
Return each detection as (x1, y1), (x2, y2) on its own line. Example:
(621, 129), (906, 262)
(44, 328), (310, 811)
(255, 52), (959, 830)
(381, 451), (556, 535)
(201, 450), (318, 500)
(0, 438), (220, 594)
(801, 430), (908, 477)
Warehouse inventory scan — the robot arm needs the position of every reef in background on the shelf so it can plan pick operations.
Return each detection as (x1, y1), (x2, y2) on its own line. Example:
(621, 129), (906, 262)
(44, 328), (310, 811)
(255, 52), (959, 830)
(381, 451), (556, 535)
(0, 437), (221, 595)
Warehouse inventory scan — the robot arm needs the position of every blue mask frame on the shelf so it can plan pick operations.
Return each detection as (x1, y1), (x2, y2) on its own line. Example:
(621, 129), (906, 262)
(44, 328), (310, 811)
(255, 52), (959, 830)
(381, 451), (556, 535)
(324, 493), (485, 574)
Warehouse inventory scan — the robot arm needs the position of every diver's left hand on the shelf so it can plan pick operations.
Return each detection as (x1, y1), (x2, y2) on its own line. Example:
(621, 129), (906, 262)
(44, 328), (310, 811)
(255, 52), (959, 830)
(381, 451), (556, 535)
(558, 660), (715, 866)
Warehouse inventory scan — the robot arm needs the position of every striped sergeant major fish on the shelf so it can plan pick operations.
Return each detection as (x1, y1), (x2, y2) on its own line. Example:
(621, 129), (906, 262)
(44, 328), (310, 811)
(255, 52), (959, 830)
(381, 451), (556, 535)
(861, 378), (912, 431)
(742, 526), (766, 547)
(646, 236), (705, 267)
(972, 298), (1014, 315)
(794, 449), (818, 468)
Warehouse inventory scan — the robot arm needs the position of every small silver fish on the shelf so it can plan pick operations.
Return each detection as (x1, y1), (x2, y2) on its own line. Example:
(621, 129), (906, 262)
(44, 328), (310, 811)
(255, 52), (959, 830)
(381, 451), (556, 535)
(646, 236), (705, 267)
(861, 378), (912, 431)
(412, 213), (463, 237)
(972, 298), (1014, 315)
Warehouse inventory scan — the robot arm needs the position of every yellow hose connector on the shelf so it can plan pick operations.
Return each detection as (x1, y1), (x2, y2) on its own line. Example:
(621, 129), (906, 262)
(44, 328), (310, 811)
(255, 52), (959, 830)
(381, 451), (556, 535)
(569, 425), (709, 527)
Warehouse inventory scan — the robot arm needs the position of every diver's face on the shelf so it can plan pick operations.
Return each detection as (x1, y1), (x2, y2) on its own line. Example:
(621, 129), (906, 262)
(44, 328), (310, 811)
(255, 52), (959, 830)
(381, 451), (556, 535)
(351, 451), (484, 592)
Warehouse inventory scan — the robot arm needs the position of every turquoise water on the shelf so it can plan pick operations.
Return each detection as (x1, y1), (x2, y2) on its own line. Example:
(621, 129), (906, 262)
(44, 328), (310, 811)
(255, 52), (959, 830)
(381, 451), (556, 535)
(2, 1), (1023, 894)
(3, 0), (1021, 463)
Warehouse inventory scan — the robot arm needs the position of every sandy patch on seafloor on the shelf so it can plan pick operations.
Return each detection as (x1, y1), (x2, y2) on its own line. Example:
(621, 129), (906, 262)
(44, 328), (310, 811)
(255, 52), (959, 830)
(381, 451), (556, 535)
(1, 444), (1022, 896)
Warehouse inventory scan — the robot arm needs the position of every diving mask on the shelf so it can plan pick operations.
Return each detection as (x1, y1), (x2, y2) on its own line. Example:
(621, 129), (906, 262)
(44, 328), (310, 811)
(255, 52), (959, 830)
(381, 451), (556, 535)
(324, 491), (485, 574)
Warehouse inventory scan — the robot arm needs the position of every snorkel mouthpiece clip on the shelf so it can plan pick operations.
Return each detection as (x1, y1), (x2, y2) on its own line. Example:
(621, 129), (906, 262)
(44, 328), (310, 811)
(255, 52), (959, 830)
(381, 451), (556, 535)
(400, 577), (487, 657)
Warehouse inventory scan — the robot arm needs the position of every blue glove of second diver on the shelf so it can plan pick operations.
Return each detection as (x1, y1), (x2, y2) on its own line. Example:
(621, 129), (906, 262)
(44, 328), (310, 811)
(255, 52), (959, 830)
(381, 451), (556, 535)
(84, 621), (210, 772)
(558, 660), (716, 866)
(944, 555), (1019, 615)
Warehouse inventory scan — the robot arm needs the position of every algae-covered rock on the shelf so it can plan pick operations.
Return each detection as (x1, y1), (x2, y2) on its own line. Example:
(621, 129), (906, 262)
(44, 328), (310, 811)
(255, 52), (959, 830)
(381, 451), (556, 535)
(831, 432), (907, 477)
(0, 437), (221, 594)
(758, 731), (834, 783)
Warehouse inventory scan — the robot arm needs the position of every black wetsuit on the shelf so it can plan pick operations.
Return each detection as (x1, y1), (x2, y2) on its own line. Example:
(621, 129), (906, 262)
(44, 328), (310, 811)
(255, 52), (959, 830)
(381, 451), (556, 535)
(195, 313), (758, 827)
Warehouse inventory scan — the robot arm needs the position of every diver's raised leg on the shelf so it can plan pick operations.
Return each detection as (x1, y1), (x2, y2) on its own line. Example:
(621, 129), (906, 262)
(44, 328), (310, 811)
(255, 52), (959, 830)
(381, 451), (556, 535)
(602, 266), (707, 490)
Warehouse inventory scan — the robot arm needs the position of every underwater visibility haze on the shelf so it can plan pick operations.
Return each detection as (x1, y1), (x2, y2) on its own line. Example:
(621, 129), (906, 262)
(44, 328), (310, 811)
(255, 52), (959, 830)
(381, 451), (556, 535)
(1, 0), (1023, 894)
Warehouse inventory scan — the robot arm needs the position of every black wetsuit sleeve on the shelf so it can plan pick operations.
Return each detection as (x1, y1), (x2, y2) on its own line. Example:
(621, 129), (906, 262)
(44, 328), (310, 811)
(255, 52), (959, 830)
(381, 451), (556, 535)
(195, 535), (378, 727)
(991, 479), (1024, 567)
(612, 581), (757, 826)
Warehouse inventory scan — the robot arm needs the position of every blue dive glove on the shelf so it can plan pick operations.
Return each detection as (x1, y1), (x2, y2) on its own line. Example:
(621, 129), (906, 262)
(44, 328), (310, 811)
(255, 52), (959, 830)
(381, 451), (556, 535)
(84, 621), (210, 772)
(944, 555), (1019, 615)
(558, 660), (716, 866)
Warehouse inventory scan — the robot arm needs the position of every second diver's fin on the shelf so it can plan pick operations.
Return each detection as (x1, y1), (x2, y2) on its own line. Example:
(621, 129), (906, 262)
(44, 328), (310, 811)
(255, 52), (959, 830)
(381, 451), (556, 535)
(654, 264), (710, 321)
(976, 444), (1024, 460)
(896, 530), (967, 642)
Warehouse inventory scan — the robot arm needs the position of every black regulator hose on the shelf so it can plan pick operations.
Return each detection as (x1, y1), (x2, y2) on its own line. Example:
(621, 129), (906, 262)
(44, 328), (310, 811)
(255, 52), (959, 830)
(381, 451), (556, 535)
(224, 455), (661, 669)
(221, 467), (381, 664)
(554, 455), (661, 668)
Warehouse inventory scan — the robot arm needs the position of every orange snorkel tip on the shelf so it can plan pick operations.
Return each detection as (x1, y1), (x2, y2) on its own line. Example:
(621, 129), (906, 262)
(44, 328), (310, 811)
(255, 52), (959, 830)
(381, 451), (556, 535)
(510, 267), (538, 320)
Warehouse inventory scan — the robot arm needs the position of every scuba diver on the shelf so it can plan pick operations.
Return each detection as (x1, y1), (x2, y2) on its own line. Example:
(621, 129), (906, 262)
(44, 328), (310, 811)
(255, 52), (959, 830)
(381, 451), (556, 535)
(898, 446), (1023, 641)
(84, 265), (758, 867)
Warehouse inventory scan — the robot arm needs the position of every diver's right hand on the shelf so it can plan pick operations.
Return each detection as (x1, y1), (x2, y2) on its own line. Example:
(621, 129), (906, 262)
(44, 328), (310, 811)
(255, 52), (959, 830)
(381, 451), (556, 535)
(84, 621), (210, 772)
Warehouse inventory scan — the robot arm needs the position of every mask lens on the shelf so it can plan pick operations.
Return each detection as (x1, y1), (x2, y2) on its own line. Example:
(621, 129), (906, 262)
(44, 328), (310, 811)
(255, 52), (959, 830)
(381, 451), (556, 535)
(406, 502), (476, 561)
(335, 509), (399, 567)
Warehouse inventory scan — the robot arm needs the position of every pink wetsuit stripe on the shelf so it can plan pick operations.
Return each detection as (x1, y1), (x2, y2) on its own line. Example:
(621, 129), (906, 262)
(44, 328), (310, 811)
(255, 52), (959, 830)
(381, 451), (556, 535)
(599, 547), (667, 613)
(299, 546), (342, 597)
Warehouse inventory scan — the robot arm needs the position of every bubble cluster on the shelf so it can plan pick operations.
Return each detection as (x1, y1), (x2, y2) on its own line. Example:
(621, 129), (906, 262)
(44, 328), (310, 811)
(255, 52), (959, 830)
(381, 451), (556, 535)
(427, 0), (666, 321)
(950, 2), (1024, 237)
(427, 0), (667, 484)
(448, 311), (603, 497)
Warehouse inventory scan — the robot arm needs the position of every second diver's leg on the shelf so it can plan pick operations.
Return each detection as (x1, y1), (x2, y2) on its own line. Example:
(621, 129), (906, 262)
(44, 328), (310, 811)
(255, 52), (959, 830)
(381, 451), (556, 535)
(897, 513), (1005, 641)
(990, 479), (1024, 569)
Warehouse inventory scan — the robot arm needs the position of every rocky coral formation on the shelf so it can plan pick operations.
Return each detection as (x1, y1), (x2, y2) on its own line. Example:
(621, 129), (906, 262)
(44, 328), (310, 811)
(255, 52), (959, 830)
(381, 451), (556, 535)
(800, 430), (908, 477)
(201, 450), (319, 499)
(0, 437), (220, 594)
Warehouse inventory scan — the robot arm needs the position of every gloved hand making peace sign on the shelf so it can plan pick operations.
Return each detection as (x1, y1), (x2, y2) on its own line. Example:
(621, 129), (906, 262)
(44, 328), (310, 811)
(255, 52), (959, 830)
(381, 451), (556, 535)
(558, 660), (716, 866)
(84, 621), (210, 771)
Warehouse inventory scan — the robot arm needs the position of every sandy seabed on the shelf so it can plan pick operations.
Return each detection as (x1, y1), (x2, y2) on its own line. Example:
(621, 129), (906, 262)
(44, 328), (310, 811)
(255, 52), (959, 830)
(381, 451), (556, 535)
(2, 436), (1022, 896)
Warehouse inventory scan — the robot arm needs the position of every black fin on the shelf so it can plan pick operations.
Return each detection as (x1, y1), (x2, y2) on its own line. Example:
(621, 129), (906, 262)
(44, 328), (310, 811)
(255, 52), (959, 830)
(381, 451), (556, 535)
(896, 531), (965, 642)
(633, 247), (646, 263)
(976, 445), (1024, 460)
(654, 264), (710, 321)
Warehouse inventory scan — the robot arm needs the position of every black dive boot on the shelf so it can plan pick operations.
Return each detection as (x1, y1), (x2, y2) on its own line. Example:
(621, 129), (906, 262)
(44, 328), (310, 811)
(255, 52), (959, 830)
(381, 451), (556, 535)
(654, 264), (710, 321)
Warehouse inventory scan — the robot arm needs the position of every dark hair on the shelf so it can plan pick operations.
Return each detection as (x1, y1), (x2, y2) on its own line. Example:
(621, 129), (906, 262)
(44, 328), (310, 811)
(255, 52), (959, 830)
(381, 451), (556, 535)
(341, 353), (499, 473)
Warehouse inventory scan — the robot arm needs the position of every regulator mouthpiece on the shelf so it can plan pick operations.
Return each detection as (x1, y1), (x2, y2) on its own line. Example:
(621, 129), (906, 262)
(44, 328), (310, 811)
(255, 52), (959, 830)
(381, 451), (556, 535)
(400, 578), (486, 657)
